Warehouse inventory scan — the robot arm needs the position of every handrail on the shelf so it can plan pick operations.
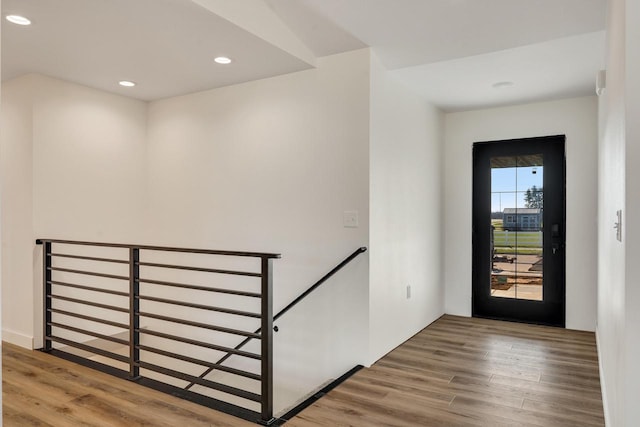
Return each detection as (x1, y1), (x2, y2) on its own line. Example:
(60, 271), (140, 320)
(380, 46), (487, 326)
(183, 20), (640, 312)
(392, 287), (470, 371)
(36, 239), (281, 259)
(184, 246), (367, 391)
(271, 246), (367, 323)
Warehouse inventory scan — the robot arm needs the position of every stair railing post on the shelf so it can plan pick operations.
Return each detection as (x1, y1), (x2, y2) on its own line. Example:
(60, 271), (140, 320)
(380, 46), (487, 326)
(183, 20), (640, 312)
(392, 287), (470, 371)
(260, 256), (274, 424)
(129, 247), (140, 379)
(43, 241), (53, 352)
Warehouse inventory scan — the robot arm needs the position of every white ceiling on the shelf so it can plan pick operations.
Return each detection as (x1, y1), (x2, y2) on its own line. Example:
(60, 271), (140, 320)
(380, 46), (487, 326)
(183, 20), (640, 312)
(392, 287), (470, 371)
(1, 0), (607, 110)
(1, 0), (313, 101)
(285, 0), (606, 69)
(394, 31), (606, 112)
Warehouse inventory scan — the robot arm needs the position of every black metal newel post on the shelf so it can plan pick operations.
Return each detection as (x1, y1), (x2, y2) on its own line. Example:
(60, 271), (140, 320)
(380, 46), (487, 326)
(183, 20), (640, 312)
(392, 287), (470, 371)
(260, 256), (274, 425)
(129, 247), (140, 379)
(43, 241), (53, 352)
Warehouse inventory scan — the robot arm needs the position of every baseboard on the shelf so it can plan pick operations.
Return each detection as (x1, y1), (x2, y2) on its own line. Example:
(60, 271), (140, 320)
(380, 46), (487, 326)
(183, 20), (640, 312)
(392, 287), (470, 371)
(275, 378), (335, 419)
(275, 365), (364, 424)
(2, 329), (34, 349)
(596, 327), (611, 427)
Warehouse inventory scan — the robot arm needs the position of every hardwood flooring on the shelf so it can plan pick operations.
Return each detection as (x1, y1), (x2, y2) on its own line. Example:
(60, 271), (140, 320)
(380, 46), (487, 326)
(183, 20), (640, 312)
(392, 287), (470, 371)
(2, 343), (256, 427)
(3, 315), (604, 426)
(288, 315), (604, 427)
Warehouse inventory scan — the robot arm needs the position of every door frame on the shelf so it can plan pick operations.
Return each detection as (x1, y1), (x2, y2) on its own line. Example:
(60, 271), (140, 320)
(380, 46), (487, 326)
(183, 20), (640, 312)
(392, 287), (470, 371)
(472, 135), (566, 327)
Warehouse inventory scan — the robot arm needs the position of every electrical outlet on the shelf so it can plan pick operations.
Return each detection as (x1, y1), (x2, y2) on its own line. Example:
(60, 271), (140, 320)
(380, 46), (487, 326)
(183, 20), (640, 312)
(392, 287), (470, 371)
(406, 285), (411, 299)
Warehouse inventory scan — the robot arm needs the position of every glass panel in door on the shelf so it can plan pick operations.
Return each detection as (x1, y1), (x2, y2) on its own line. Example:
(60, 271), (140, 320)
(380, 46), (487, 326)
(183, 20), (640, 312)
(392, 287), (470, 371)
(490, 154), (543, 301)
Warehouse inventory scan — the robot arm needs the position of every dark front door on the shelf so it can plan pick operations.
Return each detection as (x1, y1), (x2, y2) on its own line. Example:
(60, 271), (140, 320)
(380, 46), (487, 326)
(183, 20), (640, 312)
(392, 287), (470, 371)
(472, 135), (566, 327)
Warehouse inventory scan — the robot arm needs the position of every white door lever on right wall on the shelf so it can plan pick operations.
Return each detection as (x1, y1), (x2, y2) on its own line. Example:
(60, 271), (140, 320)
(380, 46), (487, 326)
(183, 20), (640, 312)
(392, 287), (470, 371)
(614, 209), (622, 242)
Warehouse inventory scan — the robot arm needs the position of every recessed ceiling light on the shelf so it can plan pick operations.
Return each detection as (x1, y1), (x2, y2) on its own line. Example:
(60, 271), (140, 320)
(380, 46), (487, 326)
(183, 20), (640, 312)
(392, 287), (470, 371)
(6, 15), (31, 26)
(214, 56), (232, 65)
(119, 80), (136, 87)
(492, 81), (514, 89)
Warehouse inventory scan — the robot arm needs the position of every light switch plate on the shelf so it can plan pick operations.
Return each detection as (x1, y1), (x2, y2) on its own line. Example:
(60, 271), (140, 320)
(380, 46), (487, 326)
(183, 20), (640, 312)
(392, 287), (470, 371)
(343, 211), (359, 228)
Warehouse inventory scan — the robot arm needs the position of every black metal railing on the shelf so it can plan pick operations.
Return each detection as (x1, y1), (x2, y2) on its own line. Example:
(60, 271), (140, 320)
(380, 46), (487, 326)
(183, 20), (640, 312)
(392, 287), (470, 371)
(37, 239), (280, 425)
(36, 240), (367, 425)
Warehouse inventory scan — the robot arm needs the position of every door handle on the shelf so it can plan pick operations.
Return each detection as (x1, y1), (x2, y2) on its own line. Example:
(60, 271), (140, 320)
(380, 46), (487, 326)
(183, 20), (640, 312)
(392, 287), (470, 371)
(552, 243), (561, 254)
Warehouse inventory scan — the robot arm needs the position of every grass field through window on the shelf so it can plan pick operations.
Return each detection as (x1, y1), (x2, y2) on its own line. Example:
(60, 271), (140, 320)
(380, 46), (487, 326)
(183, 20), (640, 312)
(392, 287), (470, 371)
(493, 230), (542, 255)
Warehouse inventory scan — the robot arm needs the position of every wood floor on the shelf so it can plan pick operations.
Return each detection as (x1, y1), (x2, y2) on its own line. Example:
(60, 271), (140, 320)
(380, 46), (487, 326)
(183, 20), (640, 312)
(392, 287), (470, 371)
(3, 315), (604, 426)
(288, 315), (605, 427)
(2, 342), (257, 427)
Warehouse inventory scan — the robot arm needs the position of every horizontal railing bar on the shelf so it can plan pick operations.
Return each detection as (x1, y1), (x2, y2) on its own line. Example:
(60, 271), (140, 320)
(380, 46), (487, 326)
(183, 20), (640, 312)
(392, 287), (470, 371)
(50, 252), (129, 264)
(48, 308), (129, 330)
(48, 266), (129, 281)
(138, 312), (260, 339)
(49, 322), (129, 346)
(138, 262), (260, 278)
(139, 329), (261, 360)
(49, 280), (129, 297)
(50, 294), (129, 313)
(137, 362), (261, 403)
(47, 336), (130, 364)
(137, 345), (261, 381)
(137, 295), (260, 318)
(137, 278), (261, 298)
(36, 239), (281, 259)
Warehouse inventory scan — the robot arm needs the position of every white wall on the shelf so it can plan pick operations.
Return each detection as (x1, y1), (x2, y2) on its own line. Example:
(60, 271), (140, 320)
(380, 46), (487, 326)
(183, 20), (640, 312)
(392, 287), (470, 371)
(597, 1), (626, 425)
(598, 0), (640, 425)
(0, 74), (148, 348)
(146, 49), (371, 414)
(444, 96), (599, 331)
(368, 53), (444, 363)
(624, 2), (640, 425)
(1, 2), (4, 416)
(32, 75), (148, 242)
(1, 76), (35, 348)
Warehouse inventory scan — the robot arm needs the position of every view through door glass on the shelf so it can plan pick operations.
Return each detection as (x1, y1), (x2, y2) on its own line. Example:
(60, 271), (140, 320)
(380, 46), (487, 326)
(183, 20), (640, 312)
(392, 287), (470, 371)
(490, 155), (543, 301)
